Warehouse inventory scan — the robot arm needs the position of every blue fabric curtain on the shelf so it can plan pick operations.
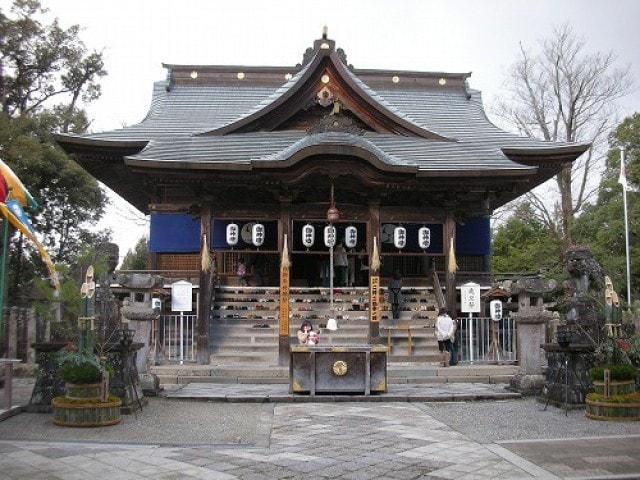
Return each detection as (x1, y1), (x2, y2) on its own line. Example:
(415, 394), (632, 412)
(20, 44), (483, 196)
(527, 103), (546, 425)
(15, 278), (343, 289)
(149, 213), (200, 253)
(456, 217), (490, 255)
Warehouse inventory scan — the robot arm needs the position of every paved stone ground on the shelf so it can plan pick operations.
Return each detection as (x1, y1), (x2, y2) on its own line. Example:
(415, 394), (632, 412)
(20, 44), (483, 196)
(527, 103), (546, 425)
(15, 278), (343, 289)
(1, 398), (640, 479)
(2, 379), (640, 479)
(165, 382), (521, 402)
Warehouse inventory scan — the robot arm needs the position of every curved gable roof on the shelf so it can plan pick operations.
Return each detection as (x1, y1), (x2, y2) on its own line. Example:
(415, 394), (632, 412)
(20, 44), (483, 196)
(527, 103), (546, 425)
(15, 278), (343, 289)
(198, 48), (453, 141)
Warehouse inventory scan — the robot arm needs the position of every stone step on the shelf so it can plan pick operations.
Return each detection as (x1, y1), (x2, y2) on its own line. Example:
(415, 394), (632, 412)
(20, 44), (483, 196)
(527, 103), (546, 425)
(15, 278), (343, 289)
(209, 353), (278, 364)
(153, 364), (517, 385)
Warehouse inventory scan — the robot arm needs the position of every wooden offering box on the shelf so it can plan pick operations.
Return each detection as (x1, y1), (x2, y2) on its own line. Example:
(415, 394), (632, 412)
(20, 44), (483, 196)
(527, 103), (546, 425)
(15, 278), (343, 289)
(290, 345), (388, 395)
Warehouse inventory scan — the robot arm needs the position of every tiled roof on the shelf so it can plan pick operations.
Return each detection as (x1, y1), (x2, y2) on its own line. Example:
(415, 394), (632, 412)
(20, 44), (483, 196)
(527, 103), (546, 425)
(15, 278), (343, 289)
(58, 51), (587, 172)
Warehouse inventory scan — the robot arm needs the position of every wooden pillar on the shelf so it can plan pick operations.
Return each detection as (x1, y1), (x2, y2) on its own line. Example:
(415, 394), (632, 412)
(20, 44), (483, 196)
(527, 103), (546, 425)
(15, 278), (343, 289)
(278, 198), (292, 366)
(196, 206), (212, 365)
(26, 308), (36, 364)
(368, 201), (381, 341)
(444, 212), (457, 318)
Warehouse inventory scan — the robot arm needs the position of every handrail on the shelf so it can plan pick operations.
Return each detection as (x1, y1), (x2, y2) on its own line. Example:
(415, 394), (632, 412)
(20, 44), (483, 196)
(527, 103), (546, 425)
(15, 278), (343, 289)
(431, 271), (446, 310)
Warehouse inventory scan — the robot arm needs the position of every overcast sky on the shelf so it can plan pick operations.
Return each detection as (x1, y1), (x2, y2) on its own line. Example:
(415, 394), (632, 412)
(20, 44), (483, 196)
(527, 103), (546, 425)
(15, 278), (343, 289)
(11, 0), (640, 261)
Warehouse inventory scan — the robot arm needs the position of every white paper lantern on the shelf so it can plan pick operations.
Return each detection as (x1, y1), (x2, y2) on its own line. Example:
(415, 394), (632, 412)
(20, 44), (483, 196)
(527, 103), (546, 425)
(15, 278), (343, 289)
(252, 223), (265, 247)
(418, 227), (431, 249)
(345, 225), (358, 249)
(324, 225), (336, 247)
(393, 226), (407, 249)
(490, 300), (503, 322)
(302, 224), (315, 248)
(226, 223), (239, 246)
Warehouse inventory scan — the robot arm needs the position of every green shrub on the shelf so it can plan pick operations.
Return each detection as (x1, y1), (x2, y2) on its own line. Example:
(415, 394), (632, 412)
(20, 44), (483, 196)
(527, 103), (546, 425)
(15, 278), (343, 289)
(589, 365), (638, 382)
(60, 361), (103, 384)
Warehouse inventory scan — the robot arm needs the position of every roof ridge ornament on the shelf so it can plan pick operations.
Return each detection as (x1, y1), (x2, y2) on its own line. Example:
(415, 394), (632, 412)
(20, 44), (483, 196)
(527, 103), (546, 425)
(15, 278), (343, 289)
(299, 29), (352, 69)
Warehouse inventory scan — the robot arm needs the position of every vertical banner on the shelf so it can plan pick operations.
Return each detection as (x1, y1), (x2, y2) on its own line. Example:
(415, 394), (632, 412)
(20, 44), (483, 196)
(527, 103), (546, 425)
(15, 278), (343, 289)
(279, 267), (290, 336)
(369, 276), (380, 323)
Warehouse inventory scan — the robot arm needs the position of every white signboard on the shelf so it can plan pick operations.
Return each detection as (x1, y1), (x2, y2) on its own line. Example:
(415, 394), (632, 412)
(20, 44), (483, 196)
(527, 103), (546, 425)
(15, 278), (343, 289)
(460, 282), (481, 313)
(171, 280), (193, 312)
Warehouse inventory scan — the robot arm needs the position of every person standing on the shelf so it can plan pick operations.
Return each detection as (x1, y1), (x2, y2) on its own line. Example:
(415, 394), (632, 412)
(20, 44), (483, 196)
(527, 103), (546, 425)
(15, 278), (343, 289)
(237, 257), (248, 286)
(389, 271), (403, 321)
(334, 242), (348, 287)
(435, 308), (455, 367)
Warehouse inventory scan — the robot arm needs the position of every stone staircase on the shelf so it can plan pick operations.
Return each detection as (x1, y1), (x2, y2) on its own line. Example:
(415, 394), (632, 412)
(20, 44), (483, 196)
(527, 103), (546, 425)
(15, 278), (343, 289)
(209, 287), (280, 365)
(209, 286), (441, 365)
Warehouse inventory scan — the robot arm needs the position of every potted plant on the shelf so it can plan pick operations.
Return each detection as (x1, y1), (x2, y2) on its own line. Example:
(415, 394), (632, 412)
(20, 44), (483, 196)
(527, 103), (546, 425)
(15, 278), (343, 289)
(586, 337), (640, 421)
(52, 336), (121, 427)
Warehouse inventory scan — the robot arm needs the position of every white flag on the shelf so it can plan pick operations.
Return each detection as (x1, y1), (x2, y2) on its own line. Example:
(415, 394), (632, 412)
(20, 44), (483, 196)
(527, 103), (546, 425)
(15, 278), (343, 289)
(619, 155), (628, 190)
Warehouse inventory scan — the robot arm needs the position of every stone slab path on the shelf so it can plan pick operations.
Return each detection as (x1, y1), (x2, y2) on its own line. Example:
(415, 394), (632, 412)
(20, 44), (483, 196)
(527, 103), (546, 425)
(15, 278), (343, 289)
(165, 382), (521, 402)
(0, 403), (552, 480)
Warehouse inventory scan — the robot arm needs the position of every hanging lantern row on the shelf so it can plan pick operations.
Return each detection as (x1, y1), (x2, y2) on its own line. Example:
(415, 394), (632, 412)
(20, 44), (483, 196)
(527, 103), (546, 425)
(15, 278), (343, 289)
(302, 224), (358, 249)
(324, 225), (336, 247)
(225, 222), (265, 247)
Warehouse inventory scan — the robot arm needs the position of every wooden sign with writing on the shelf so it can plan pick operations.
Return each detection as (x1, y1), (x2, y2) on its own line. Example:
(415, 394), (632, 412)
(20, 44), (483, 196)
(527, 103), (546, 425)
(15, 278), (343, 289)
(369, 275), (380, 324)
(279, 267), (290, 336)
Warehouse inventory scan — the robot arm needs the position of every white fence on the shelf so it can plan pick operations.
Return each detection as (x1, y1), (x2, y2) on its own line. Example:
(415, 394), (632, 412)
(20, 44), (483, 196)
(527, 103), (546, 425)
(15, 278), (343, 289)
(159, 314), (197, 363)
(456, 316), (517, 364)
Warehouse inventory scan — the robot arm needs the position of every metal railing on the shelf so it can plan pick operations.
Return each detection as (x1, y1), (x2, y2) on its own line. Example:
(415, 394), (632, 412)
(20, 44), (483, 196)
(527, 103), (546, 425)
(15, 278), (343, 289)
(456, 316), (517, 364)
(159, 314), (197, 363)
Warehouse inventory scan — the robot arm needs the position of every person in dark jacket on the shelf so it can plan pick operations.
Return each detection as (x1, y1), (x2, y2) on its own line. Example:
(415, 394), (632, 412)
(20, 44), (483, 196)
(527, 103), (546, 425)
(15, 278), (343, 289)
(389, 271), (403, 321)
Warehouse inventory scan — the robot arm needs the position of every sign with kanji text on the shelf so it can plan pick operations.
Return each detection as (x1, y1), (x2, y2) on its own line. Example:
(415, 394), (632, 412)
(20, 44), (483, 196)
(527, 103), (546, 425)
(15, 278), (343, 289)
(369, 276), (380, 323)
(460, 282), (481, 313)
(171, 280), (193, 312)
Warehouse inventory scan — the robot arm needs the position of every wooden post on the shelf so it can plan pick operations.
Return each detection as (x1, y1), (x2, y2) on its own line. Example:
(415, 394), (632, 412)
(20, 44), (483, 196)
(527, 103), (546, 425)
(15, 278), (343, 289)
(7, 307), (17, 360)
(368, 201), (380, 341)
(26, 308), (36, 364)
(444, 213), (457, 318)
(196, 206), (212, 365)
(278, 199), (292, 366)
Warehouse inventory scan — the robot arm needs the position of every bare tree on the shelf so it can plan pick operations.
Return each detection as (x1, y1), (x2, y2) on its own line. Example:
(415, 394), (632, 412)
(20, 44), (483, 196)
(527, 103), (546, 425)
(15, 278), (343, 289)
(494, 25), (632, 245)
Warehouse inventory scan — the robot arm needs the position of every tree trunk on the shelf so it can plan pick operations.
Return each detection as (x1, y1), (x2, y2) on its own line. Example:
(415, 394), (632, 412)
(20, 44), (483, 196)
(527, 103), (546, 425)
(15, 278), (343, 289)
(558, 165), (573, 246)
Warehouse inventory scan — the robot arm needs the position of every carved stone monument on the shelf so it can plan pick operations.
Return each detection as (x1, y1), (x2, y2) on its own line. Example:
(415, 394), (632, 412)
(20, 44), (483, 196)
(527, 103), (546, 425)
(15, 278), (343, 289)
(541, 246), (599, 407)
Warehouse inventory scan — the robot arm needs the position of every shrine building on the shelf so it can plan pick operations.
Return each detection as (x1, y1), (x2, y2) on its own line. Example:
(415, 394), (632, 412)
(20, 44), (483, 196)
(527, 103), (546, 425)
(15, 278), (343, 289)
(56, 32), (588, 365)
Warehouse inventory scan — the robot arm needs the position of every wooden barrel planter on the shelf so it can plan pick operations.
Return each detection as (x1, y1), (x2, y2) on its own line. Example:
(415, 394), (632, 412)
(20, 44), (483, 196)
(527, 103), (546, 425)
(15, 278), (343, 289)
(586, 393), (640, 421)
(52, 396), (122, 427)
(64, 382), (102, 400)
(592, 380), (636, 396)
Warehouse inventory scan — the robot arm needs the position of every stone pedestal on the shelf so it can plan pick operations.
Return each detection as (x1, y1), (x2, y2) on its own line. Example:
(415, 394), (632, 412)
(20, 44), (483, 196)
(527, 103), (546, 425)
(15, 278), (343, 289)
(509, 312), (550, 395)
(541, 343), (594, 407)
(105, 341), (148, 414)
(26, 342), (67, 413)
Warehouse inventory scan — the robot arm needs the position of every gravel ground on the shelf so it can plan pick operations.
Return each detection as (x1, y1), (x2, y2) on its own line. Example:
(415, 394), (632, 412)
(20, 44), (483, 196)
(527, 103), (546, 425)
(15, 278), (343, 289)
(418, 398), (640, 443)
(0, 398), (274, 446)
